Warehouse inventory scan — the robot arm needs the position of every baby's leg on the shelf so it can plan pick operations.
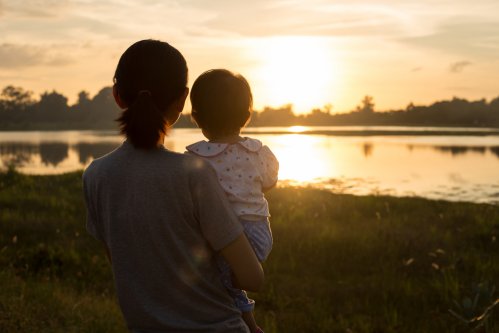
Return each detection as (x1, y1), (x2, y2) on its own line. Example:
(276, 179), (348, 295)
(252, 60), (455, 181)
(242, 311), (260, 333)
(241, 219), (273, 262)
(232, 289), (259, 332)
(238, 219), (273, 333)
(217, 257), (258, 331)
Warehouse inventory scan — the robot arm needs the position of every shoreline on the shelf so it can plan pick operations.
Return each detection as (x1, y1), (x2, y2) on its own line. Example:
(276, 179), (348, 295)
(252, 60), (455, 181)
(1, 125), (499, 136)
(2, 169), (497, 206)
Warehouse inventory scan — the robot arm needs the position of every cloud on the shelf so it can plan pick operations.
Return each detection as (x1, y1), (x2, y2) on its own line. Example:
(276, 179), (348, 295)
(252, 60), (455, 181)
(446, 85), (472, 91)
(184, 1), (410, 38)
(0, 73), (40, 81)
(449, 61), (472, 73)
(0, 44), (73, 68)
(403, 18), (499, 58)
(3, 0), (70, 18)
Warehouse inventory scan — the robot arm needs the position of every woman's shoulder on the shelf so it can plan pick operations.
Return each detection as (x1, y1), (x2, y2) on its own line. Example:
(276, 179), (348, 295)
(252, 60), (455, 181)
(179, 150), (214, 173)
(83, 144), (122, 180)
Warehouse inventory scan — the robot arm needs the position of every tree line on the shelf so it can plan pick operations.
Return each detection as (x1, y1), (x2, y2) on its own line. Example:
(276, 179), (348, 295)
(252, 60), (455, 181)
(1, 85), (499, 130)
(0, 86), (118, 130)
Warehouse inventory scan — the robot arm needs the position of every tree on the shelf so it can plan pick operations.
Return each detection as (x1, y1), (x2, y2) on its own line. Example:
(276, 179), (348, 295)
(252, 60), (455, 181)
(71, 90), (92, 122)
(0, 85), (34, 112)
(356, 95), (375, 113)
(36, 90), (69, 122)
(88, 87), (121, 126)
(250, 104), (297, 126)
(304, 104), (334, 125)
(77, 91), (91, 107)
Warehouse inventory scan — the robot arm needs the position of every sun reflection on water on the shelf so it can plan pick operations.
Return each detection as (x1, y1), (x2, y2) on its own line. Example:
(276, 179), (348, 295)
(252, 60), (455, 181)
(288, 126), (308, 133)
(270, 134), (334, 182)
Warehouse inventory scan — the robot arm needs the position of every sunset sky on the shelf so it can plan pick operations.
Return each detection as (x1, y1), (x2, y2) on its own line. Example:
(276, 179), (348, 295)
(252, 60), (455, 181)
(1, 0), (498, 114)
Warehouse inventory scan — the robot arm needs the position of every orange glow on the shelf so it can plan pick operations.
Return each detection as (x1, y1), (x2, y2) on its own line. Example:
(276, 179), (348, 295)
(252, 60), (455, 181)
(288, 126), (308, 133)
(251, 37), (340, 114)
(270, 134), (334, 182)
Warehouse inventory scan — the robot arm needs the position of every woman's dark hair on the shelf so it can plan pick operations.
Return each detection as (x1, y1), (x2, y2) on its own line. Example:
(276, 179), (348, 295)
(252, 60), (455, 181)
(190, 69), (252, 137)
(114, 39), (188, 149)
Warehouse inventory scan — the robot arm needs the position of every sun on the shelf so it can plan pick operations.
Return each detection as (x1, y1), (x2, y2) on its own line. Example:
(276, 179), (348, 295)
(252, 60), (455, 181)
(251, 36), (339, 114)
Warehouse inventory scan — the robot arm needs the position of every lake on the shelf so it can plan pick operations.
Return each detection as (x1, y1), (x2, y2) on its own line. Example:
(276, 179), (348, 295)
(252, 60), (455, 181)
(1, 126), (499, 204)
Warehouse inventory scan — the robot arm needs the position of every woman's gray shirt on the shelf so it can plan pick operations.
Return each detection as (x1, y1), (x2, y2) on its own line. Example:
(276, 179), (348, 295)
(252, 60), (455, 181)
(83, 141), (249, 332)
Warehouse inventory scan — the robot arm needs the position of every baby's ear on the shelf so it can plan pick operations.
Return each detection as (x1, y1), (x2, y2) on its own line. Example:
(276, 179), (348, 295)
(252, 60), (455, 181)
(112, 85), (127, 109)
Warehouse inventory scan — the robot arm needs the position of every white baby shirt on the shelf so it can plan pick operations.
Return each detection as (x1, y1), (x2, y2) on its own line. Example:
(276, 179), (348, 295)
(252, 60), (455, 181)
(186, 138), (279, 220)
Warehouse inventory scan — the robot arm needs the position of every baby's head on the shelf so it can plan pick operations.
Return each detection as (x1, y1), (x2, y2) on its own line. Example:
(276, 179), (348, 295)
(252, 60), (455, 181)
(190, 69), (253, 140)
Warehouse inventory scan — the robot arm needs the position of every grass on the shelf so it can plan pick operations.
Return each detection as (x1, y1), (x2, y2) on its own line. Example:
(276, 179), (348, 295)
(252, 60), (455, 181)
(0, 170), (498, 332)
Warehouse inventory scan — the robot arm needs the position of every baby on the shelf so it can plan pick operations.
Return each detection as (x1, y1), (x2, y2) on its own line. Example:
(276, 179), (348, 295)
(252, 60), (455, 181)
(186, 69), (278, 333)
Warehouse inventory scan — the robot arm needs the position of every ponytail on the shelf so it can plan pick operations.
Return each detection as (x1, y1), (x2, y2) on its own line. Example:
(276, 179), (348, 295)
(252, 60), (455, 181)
(117, 90), (166, 149)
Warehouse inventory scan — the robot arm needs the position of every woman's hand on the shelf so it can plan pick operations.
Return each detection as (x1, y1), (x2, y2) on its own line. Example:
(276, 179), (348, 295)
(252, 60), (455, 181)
(220, 234), (264, 292)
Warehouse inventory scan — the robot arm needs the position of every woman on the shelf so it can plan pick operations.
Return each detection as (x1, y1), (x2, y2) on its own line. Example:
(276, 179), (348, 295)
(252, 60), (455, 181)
(83, 39), (263, 333)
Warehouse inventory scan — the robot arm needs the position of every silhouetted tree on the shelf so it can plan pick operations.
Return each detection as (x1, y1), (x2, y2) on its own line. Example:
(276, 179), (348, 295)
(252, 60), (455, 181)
(250, 104), (297, 126)
(86, 87), (120, 127)
(302, 104), (333, 125)
(0, 86), (35, 123)
(0, 86), (34, 112)
(35, 90), (69, 123)
(357, 96), (375, 113)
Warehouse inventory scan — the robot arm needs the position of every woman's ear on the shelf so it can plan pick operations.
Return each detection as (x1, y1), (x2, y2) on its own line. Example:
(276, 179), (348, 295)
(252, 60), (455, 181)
(113, 85), (127, 109)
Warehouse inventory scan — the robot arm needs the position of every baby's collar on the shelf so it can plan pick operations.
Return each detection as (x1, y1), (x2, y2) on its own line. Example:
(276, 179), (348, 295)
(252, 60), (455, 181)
(186, 138), (262, 157)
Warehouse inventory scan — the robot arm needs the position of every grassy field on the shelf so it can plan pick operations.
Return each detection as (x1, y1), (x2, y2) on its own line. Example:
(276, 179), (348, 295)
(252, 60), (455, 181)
(0, 170), (498, 332)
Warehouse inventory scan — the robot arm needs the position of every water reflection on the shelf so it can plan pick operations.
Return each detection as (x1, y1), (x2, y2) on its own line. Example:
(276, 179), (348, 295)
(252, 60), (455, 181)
(1, 129), (499, 204)
(0, 143), (38, 168)
(362, 143), (373, 157)
(75, 142), (119, 164)
(270, 134), (333, 182)
(40, 143), (68, 166)
(357, 143), (499, 159)
(432, 146), (499, 158)
(0, 141), (119, 169)
(2, 140), (499, 170)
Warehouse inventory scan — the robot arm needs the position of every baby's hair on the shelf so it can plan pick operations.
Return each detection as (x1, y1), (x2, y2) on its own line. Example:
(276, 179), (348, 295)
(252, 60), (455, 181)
(114, 39), (188, 149)
(190, 69), (253, 137)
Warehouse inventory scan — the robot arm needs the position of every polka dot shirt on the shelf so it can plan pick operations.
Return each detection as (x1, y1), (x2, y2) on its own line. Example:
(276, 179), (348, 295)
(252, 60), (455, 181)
(186, 138), (279, 219)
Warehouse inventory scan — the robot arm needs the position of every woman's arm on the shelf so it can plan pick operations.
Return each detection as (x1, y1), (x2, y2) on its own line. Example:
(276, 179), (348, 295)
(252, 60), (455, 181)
(189, 158), (265, 291)
(220, 233), (264, 292)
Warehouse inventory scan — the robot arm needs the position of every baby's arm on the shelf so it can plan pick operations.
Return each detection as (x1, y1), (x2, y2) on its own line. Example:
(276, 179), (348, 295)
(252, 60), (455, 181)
(259, 145), (279, 192)
(263, 181), (277, 192)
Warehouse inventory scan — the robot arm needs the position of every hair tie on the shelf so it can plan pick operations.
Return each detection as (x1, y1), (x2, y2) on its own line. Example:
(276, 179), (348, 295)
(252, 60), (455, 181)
(138, 90), (152, 96)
